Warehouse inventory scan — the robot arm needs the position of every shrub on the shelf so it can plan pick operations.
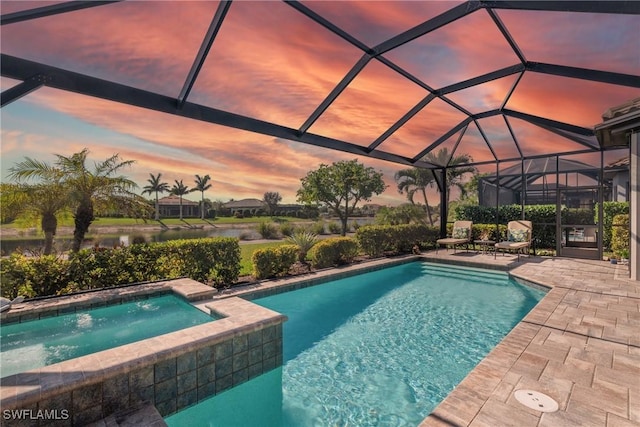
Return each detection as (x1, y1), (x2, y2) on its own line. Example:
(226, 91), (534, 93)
(350, 220), (361, 231)
(256, 222), (279, 239)
(0, 254), (66, 299)
(597, 202), (629, 250)
(278, 221), (296, 237)
(355, 225), (392, 257)
(285, 231), (319, 262)
(252, 244), (298, 279)
(131, 234), (147, 245)
(1, 237), (241, 297)
(562, 208), (593, 225)
(469, 224), (505, 242)
(172, 238), (241, 287)
(309, 237), (359, 269)
(454, 204), (556, 248)
(327, 222), (341, 234)
(611, 214), (630, 257)
(311, 221), (326, 235)
(356, 224), (439, 257)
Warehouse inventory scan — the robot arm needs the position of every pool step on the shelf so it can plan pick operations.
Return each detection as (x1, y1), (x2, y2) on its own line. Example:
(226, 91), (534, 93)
(86, 403), (167, 427)
(421, 264), (507, 284)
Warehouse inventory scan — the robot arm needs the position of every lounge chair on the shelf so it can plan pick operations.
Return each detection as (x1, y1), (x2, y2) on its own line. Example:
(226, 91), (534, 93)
(495, 220), (532, 261)
(436, 221), (472, 254)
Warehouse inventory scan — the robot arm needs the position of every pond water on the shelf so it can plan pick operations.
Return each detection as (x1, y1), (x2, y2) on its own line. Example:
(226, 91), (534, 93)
(0, 227), (259, 255)
(1, 218), (375, 255)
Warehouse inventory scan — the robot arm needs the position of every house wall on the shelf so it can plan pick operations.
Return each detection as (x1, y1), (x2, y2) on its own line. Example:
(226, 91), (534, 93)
(612, 170), (630, 202)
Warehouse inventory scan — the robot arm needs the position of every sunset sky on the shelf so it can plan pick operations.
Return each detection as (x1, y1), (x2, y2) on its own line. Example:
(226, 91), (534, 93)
(1, 1), (638, 206)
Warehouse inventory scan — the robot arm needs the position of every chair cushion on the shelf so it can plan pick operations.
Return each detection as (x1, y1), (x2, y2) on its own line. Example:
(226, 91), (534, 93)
(452, 227), (469, 239)
(508, 229), (528, 242)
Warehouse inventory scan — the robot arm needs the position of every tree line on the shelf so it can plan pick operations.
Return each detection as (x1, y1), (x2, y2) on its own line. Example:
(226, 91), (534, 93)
(3, 148), (475, 254)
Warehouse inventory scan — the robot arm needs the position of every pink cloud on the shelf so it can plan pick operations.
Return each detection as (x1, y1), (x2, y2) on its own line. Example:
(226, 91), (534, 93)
(189, 1), (364, 128)
(6, 87), (410, 204)
(497, 10), (640, 76)
(506, 73), (640, 128)
(301, 1), (462, 47)
(384, 9), (521, 89)
(377, 98), (468, 159)
(308, 59), (430, 145)
(1, 2), (220, 96)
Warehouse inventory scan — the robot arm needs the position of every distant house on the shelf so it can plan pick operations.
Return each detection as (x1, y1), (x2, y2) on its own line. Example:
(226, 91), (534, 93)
(158, 195), (200, 218)
(222, 199), (306, 217)
(223, 199), (265, 216)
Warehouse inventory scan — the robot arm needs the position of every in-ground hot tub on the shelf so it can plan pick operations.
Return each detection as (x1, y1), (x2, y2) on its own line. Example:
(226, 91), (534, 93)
(0, 278), (286, 426)
(1, 293), (217, 378)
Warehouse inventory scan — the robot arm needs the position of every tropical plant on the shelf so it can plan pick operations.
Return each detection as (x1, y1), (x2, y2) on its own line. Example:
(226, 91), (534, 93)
(170, 179), (190, 220)
(297, 160), (386, 236)
(285, 231), (319, 263)
(2, 176), (69, 255)
(424, 148), (476, 206)
(8, 149), (148, 252)
(263, 191), (282, 216)
(192, 174), (212, 220)
(142, 173), (169, 221)
(394, 167), (436, 225)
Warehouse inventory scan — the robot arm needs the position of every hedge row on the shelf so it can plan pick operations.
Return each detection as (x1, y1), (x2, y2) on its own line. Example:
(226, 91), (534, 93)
(0, 238), (240, 299)
(611, 214), (630, 257)
(455, 202), (629, 250)
(355, 224), (439, 257)
(597, 202), (629, 250)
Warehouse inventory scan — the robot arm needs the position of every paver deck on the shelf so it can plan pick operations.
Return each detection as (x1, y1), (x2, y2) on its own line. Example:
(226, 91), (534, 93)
(419, 250), (639, 427)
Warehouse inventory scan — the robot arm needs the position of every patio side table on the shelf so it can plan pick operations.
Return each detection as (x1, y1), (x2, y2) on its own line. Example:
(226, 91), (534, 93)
(474, 240), (495, 255)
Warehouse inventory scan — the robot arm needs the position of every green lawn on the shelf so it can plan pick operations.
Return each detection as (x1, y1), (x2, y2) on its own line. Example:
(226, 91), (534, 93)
(1, 216), (302, 230)
(239, 241), (287, 276)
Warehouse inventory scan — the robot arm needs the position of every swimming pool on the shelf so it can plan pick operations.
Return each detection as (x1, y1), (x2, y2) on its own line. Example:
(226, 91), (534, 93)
(165, 261), (546, 426)
(0, 293), (215, 378)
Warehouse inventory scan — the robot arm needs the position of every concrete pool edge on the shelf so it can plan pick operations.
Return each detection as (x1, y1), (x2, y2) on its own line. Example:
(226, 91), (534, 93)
(0, 280), (286, 426)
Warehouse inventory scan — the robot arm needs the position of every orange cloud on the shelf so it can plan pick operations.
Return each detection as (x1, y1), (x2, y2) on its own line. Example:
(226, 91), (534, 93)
(2, 1), (636, 208)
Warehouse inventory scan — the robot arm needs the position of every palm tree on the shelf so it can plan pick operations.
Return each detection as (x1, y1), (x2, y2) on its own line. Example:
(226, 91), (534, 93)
(55, 148), (147, 252)
(192, 174), (212, 220)
(424, 148), (476, 206)
(394, 167), (436, 225)
(2, 170), (69, 255)
(8, 157), (73, 255)
(171, 180), (190, 220)
(143, 173), (169, 221)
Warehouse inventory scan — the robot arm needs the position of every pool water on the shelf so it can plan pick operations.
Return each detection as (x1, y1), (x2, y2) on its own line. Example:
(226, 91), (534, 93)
(0, 294), (214, 378)
(166, 262), (546, 426)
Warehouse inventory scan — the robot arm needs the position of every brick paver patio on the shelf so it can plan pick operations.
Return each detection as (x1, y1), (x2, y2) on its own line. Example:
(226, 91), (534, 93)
(420, 250), (639, 427)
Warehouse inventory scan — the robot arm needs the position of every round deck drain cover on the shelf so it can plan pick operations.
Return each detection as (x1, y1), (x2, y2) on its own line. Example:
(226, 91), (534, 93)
(514, 390), (559, 412)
